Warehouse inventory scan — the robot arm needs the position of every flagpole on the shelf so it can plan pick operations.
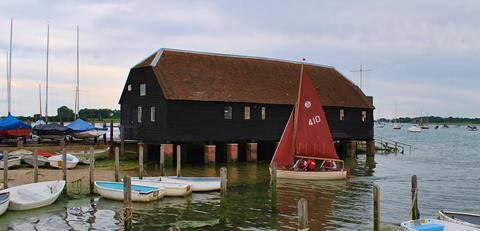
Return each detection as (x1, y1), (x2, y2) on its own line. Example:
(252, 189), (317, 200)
(293, 58), (305, 154)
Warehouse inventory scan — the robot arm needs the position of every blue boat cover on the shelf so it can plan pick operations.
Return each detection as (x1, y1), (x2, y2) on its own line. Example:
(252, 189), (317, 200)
(0, 113), (32, 130)
(67, 118), (107, 132)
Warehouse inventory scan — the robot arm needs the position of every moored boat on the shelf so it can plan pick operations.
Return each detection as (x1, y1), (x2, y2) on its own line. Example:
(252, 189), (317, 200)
(393, 123), (401, 130)
(95, 181), (165, 202)
(133, 176), (220, 192)
(63, 147), (110, 164)
(401, 218), (480, 231)
(47, 154), (79, 169)
(23, 154), (49, 167)
(0, 154), (21, 169)
(130, 179), (192, 197)
(1, 180), (65, 210)
(438, 210), (480, 228)
(270, 63), (347, 180)
(0, 192), (9, 216)
(408, 125), (422, 133)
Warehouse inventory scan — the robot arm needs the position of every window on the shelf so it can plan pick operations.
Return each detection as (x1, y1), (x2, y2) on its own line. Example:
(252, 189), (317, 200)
(140, 83), (146, 96)
(138, 106), (142, 123)
(244, 106), (250, 120)
(150, 106), (155, 122)
(340, 109), (345, 121)
(261, 106), (266, 120)
(127, 84), (132, 91)
(362, 111), (367, 122)
(224, 106), (232, 120)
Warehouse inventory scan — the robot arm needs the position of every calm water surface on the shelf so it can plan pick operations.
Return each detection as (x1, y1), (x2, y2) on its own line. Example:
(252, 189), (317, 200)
(0, 125), (479, 230)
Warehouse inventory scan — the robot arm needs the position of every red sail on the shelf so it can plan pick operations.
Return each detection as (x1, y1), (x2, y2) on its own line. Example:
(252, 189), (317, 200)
(271, 111), (295, 168)
(295, 73), (339, 160)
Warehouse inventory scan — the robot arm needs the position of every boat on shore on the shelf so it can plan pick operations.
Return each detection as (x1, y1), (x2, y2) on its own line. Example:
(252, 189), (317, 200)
(0, 154), (21, 169)
(130, 179), (192, 197)
(0, 114), (32, 140)
(401, 218), (480, 231)
(95, 181), (165, 202)
(23, 154), (50, 167)
(47, 154), (79, 169)
(67, 119), (108, 139)
(1, 180), (65, 210)
(270, 63), (346, 180)
(438, 210), (480, 228)
(0, 192), (9, 216)
(32, 123), (73, 141)
(62, 147), (110, 164)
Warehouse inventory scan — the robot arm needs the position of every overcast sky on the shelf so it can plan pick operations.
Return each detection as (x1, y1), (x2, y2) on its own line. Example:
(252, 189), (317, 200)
(0, 0), (479, 118)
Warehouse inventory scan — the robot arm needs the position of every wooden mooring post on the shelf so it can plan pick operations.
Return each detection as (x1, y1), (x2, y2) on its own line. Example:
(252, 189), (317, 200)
(373, 184), (380, 231)
(159, 145), (165, 176)
(298, 198), (308, 231)
(176, 145), (181, 177)
(62, 148), (67, 194)
(3, 151), (8, 189)
(89, 147), (95, 194)
(109, 120), (114, 149)
(138, 143), (144, 179)
(120, 125), (125, 158)
(270, 163), (277, 212)
(220, 167), (227, 196)
(123, 175), (132, 229)
(33, 149), (39, 183)
(115, 146), (120, 182)
(103, 122), (107, 145)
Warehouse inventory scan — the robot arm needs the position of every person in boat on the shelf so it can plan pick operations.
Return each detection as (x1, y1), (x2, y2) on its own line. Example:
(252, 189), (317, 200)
(293, 158), (307, 171)
(321, 160), (337, 171)
(305, 159), (316, 171)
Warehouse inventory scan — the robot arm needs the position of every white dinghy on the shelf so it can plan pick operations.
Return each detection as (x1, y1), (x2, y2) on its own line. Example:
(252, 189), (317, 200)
(1, 180), (65, 210)
(0, 192), (9, 216)
(95, 181), (165, 202)
(47, 154), (79, 169)
(0, 154), (21, 169)
(438, 210), (480, 228)
(130, 178), (192, 197)
(65, 147), (110, 164)
(132, 176), (220, 192)
(401, 218), (480, 231)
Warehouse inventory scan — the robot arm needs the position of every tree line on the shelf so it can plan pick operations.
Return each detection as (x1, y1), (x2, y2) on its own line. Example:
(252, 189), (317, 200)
(378, 116), (480, 124)
(14, 106), (120, 122)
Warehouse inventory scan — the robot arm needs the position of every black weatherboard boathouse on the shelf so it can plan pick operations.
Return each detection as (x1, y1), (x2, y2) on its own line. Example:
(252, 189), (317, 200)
(119, 48), (375, 163)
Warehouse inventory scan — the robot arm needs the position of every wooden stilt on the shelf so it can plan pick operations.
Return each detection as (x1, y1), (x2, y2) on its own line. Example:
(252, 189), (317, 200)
(159, 145), (165, 176)
(138, 143), (144, 179)
(176, 145), (181, 177)
(220, 167), (227, 196)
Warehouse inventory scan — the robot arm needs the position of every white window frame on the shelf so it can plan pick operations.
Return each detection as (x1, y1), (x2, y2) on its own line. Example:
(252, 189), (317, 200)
(127, 84), (132, 91)
(138, 106), (142, 123)
(140, 83), (146, 96)
(224, 106), (232, 120)
(362, 111), (367, 122)
(261, 106), (266, 120)
(244, 106), (250, 120)
(151, 106), (155, 122)
(340, 109), (345, 121)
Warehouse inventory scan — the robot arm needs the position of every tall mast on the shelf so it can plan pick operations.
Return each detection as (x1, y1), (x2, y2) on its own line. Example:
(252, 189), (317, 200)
(293, 58), (305, 154)
(45, 24), (50, 123)
(8, 18), (13, 115)
(5, 52), (8, 114)
(39, 84), (42, 117)
(74, 25), (79, 120)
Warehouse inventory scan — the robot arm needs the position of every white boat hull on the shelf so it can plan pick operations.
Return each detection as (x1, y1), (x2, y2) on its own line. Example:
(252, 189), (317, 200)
(95, 181), (164, 202)
(401, 218), (480, 231)
(275, 169), (347, 180)
(67, 147), (110, 164)
(0, 192), (9, 216)
(160, 176), (221, 192)
(131, 179), (192, 197)
(48, 154), (79, 169)
(408, 127), (422, 132)
(438, 210), (480, 228)
(1, 180), (65, 211)
(73, 130), (107, 139)
(0, 157), (21, 169)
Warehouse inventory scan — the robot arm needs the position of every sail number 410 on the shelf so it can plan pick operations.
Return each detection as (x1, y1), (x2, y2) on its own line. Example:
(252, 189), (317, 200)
(308, 115), (321, 125)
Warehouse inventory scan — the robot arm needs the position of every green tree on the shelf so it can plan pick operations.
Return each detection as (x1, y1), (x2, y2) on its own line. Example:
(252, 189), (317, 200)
(57, 106), (75, 121)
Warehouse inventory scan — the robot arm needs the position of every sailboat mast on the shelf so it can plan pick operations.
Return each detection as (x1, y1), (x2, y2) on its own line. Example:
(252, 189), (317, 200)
(39, 84), (42, 117)
(74, 25), (79, 120)
(293, 59), (305, 154)
(8, 18), (13, 114)
(5, 52), (8, 113)
(45, 24), (50, 123)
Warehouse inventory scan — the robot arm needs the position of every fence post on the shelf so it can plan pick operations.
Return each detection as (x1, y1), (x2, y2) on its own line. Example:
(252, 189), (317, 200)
(34, 149), (39, 183)
(89, 147), (95, 194)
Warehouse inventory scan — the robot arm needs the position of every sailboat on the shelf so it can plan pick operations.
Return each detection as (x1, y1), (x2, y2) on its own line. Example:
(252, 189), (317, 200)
(67, 26), (107, 139)
(270, 63), (347, 180)
(0, 19), (32, 140)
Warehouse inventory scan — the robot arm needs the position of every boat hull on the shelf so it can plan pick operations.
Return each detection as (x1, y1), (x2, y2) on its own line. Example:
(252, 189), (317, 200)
(47, 154), (79, 169)
(275, 169), (347, 180)
(438, 210), (480, 228)
(1, 180), (65, 211)
(23, 155), (49, 167)
(0, 156), (21, 169)
(0, 129), (31, 139)
(401, 218), (480, 231)
(67, 147), (110, 164)
(72, 129), (107, 139)
(0, 192), (9, 216)
(131, 180), (192, 197)
(160, 176), (221, 192)
(95, 181), (164, 202)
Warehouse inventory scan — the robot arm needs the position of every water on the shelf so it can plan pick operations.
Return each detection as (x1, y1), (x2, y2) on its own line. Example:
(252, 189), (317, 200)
(1, 125), (479, 230)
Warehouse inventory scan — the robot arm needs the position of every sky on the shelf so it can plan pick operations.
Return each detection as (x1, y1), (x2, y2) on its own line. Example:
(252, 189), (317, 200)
(0, 0), (479, 119)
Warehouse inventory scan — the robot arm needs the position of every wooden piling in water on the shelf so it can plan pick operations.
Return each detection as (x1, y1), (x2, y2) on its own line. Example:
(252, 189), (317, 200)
(123, 175), (132, 229)
(103, 122), (107, 145)
(138, 143), (144, 179)
(220, 167), (227, 196)
(62, 148), (67, 194)
(115, 146), (120, 182)
(270, 163), (277, 212)
(159, 145), (165, 176)
(89, 147), (95, 194)
(176, 145), (181, 177)
(109, 120), (114, 149)
(298, 198), (308, 231)
(120, 125), (125, 158)
(33, 149), (39, 183)
(373, 184), (380, 231)
(3, 151), (8, 189)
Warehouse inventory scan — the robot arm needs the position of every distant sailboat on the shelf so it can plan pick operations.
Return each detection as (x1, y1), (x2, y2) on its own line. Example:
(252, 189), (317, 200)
(270, 61), (347, 180)
(408, 125), (422, 133)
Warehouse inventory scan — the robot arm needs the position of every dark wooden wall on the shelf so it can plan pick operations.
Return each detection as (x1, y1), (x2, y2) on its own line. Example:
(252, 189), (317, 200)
(120, 67), (374, 144)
